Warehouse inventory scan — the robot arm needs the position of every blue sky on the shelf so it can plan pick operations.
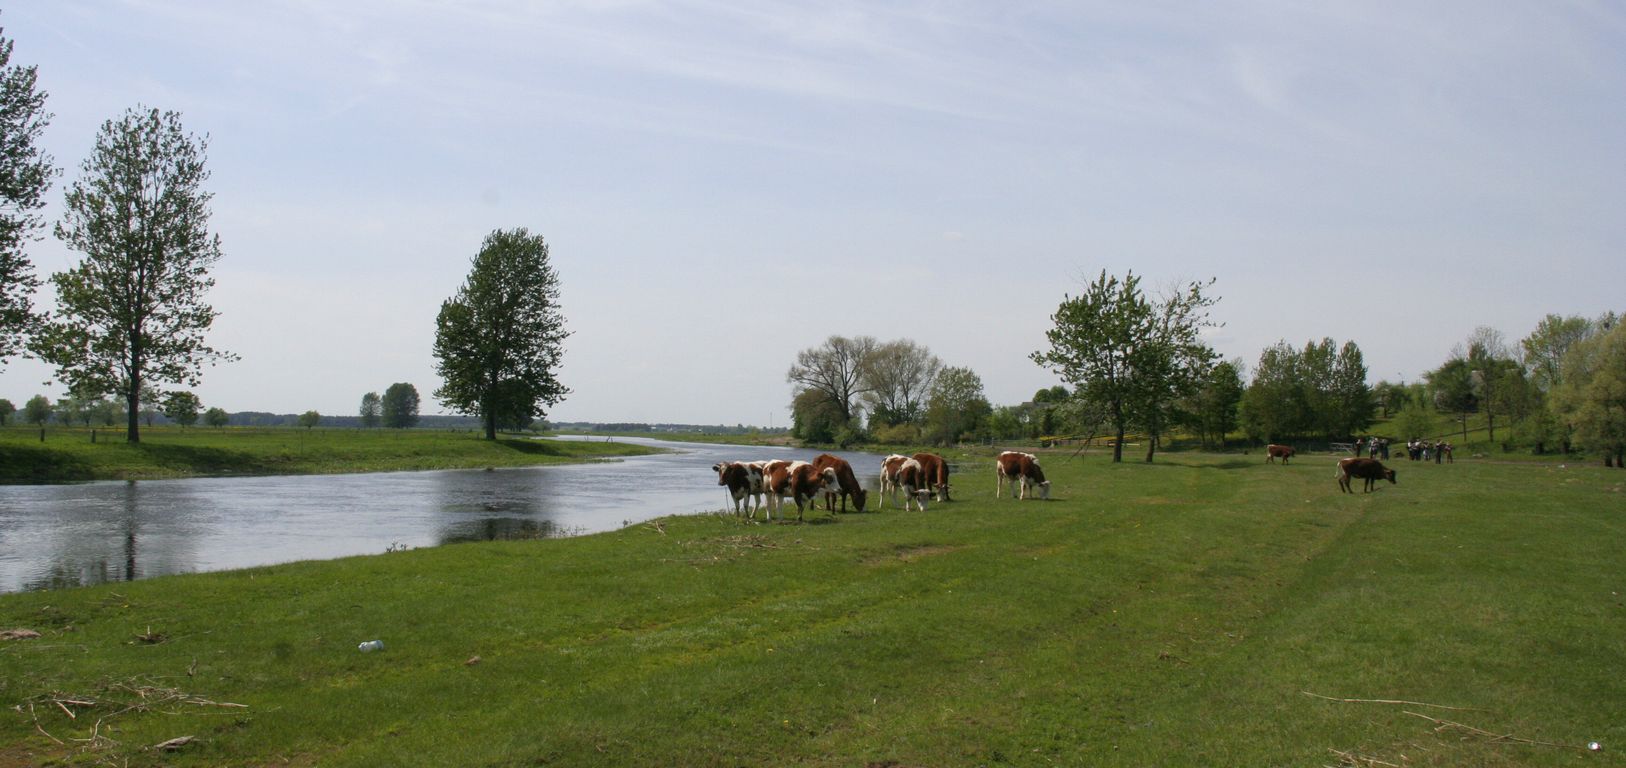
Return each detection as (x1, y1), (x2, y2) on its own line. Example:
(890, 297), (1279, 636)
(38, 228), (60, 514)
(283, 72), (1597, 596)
(2, 1), (1622, 425)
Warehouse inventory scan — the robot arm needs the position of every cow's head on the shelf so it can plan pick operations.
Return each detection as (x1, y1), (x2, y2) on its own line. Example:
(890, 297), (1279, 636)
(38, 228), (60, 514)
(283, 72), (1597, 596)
(1036, 480), (1052, 500)
(914, 488), (931, 511)
(711, 462), (729, 485)
(1384, 468), (1397, 484)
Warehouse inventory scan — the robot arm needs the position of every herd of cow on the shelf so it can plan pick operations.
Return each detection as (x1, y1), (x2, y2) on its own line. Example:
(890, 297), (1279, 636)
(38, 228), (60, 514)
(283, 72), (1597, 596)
(710, 451), (1053, 521)
(1266, 443), (1399, 494)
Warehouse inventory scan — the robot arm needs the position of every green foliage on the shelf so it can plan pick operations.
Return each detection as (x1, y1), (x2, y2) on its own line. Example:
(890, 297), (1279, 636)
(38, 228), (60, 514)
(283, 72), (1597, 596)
(789, 386), (843, 444)
(32, 106), (234, 442)
(1241, 338), (1373, 443)
(382, 382), (419, 429)
(204, 406), (229, 427)
(0, 397), (12, 425)
(922, 365), (990, 445)
(297, 410), (320, 429)
(359, 391), (381, 428)
(1552, 320), (1626, 465)
(2, 454), (1620, 765)
(21, 392), (48, 425)
(0, 23), (53, 368)
(432, 228), (570, 440)
(162, 391), (200, 428)
(1185, 358), (1243, 449)
(1034, 271), (1219, 462)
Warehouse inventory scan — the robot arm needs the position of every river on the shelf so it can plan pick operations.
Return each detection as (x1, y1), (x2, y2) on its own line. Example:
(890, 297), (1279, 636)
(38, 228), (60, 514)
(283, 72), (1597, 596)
(0, 437), (890, 594)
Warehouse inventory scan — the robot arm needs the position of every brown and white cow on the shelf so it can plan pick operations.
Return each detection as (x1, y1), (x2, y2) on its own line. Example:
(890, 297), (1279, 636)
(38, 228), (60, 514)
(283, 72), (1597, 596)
(912, 452), (951, 502)
(1336, 457), (1396, 494)
(884, 457), (932, 511)
(1265, 444), (1295, 464)
(812, 453), (867, 513)
(762, 460), (841, 521)
(996, 451), (1050, 500)
(878, 454), (910, 509)
(711, 461), (764, 517)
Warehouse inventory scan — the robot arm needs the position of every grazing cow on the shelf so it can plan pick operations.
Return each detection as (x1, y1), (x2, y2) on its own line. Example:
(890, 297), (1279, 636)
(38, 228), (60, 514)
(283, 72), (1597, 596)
(878, 454), (910, 508)
(912, 452), (951, 502)
(763, 460), (840, 521)
(885, 458), (932, 511)
(996, 451), (1051, 500)
(1265, 444), (1295, 464)
(1336, 457), (1397, 494)
(812, 453), (867, 513)
(711, 461), (764, 516)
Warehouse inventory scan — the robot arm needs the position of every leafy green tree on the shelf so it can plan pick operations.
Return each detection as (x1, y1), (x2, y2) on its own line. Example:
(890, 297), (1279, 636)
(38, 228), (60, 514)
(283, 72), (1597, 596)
(1033, 271), (1218, 462)
(1461, 327), (1523, 444)
(22, 393), (49, 425)
(1188, 359), (1244, 449)
(0, 397), (12, 425)
(298, 410), (320, 430)
(789, 387), (843, 444)
(433, 228), (571, 440)
(861, 339), (940, 427)
(204, 406), (228, 427)
(1552, 319), (1626, 467)
(88, 395), (117, 427)
(1327, 340), (1376, 439)
(32, 106), (234, 443)
(0, 23), (54, 369)
(1522, 314), (1596, 395)
(382, 382), (419, 429)
(1426, 357), (1477, 442)
(54, 393), (88, 426)
(359, 392), (381, 428)
(923, 366), (992, 445)
(162, 391), (200, 428)
(1373, 380), (1411, 418)
(787, 335), (877, 427)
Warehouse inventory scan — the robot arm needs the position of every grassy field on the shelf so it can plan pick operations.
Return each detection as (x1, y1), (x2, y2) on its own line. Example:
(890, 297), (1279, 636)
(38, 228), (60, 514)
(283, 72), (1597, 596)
(0, 426), (660, 482)
(1, 447), (1623, 766)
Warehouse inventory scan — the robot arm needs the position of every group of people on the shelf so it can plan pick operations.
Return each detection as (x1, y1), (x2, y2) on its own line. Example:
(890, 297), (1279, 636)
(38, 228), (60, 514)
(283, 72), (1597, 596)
(1405, 439), (1453, 463)
(1354, 436), (1453, 464)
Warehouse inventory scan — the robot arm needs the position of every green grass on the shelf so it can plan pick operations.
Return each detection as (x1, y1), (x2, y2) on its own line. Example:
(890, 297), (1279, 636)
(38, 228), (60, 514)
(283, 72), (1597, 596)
(0, 426), (660, 482)
(1, 449), (1623, 766)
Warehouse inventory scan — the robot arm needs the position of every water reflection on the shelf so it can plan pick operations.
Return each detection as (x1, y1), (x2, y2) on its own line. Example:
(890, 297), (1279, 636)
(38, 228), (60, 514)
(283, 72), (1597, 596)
(0, 438), (888, 593)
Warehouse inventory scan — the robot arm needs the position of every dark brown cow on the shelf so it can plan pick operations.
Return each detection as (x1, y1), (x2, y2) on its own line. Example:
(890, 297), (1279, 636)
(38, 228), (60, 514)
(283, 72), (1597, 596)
(996, 451), (1050, 500)
(912, 452), (951, 502)
(711, 461), (764, 516)
(1336, 457), (1396, 493)
(1265, 444), (1295, 464)
(763, 460), (840, 521)
(812, 453), (867, 512)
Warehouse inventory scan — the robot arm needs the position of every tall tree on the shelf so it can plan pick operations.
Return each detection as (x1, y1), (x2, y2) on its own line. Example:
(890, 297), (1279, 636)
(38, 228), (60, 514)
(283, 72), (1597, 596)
(433, 228), (570, 440)
(22, 393), (49, 426)
(922, 366), (991, 445)
(32, 106), (233, 443)
(1188, 358), (1244, 449)
(382, 382), (420, 429)
(298, 410), (321, 430)
(1522, 314), (1596, 395)
(789, 387), (843, 444)
(0, 397), (12, 426)
(1032, 270), (1218, 462)
(1426, 357), (1477, 442)
(0, 22), (54, 368)
(204, 406), (228, 427)
(861, 339), (941, 427)
(786, 335), (876, 427)
(359, 391), (382, 428)
(1552, 319), (1626, 467)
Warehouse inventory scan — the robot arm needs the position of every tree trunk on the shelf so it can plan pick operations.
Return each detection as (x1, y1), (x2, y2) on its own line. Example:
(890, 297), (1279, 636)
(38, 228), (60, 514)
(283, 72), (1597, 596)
(484, 411), (497, 440)
(126, 385), (141, 444)
(1144, 430), (1157, 463)
(1112, 426), (1125, 463)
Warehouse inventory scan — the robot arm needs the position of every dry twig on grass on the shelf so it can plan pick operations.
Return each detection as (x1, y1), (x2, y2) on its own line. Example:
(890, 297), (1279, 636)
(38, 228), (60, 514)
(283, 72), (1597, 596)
(1325, 747), (1400, 767)
(1301, 690), (1483, 711)
(1404, 710), (1584, 750)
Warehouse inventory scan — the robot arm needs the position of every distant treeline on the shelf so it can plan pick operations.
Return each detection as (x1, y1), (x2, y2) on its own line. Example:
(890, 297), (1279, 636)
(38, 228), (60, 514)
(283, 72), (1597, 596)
(230, 412), (483, 429)
(553, 422), (787, 435)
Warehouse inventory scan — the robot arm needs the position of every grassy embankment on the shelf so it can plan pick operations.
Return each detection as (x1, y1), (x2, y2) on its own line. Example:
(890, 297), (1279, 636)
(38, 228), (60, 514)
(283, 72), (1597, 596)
(3, 447), (1622, 766)
(0, 426), (660, 483)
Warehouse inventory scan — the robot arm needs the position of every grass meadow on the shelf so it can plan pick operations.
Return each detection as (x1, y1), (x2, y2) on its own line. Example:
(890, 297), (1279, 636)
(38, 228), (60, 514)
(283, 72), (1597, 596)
(1, 447), (1623, 766)
(0, 426), (659, 482)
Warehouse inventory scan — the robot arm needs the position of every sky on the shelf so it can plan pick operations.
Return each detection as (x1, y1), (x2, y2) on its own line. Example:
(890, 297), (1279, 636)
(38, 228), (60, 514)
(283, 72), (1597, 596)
(1, 1), (1622, 426)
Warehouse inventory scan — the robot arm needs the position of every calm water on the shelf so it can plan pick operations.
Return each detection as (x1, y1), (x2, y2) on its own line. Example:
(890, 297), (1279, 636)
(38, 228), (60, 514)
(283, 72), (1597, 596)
(0, 437), (889, 594)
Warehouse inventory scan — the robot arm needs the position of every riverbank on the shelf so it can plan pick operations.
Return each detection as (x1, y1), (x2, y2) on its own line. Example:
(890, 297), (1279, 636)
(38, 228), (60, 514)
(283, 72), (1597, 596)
(0, 426), (661, 483)
(1, 452), (1620, 766)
